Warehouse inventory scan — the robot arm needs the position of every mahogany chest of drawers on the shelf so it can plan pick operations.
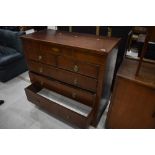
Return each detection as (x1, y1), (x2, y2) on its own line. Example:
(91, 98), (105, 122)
(106, 58), (155, 128)
(21, 29), (120, 128)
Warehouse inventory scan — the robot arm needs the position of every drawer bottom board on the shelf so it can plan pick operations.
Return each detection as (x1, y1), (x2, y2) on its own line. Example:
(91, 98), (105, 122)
(37, 88), (92, 117)
(25, 84), (93, 128)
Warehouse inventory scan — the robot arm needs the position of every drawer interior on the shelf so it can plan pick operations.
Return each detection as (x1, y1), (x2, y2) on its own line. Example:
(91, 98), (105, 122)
(37, 88), (92, 117)
(25, 84), (93, 128)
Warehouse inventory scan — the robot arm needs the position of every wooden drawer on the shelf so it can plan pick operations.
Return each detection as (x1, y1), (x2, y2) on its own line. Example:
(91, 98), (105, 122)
(25, 41), (39, 61)
(25, 83), (93, 128)
(39, 43), (61, 55)
(58, 56), (99, 78)
(28, 61), (97, 92)
(39, 42), (105, 66)
(38, 50), (57, 66)
(29, 72), (96, 107)
(25, 42), (57, 66)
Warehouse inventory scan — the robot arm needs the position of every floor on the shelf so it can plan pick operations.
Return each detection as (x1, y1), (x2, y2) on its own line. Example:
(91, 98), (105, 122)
(0, 71), (108, 129)
(126, 49), (139, 59)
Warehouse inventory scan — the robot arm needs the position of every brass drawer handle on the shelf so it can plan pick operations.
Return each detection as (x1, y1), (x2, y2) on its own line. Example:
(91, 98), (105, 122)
(73, 79), (78, 86)
(72, 92), (76, 99)
(52, 47), (59, 52)
(39, 67), (43, 73)
(38, 55), (42, 60)
(73, 65), (79, 72)
(66, 115), (70, 119)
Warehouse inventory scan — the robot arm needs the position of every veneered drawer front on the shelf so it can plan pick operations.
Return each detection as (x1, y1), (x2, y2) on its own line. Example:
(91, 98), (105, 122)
(28, 61), (97, 92)
(58, 56), (99, 79)
(24, 41), (57, 66)
(61, 48), (106, 65)
(24, 40), (106, 66)
(40, 42), (106, 65)
(24, 41), (39, 60)
(37, 50), (57, 66)
(39, 43), (61, 55)
(25, 42), (57, 66)
(29, 72), (96, 107)
(25, 84), (93, 128)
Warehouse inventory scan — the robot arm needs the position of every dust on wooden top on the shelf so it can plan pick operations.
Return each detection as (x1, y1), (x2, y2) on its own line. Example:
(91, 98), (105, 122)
(21, 29), (121, 55)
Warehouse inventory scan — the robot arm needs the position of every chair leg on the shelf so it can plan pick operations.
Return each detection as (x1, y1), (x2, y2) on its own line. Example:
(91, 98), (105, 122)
(0, 100), (4, 105)
(125, 30), (133, 54)
(135, 51), (145, 76)
(135, 39), (148, 76)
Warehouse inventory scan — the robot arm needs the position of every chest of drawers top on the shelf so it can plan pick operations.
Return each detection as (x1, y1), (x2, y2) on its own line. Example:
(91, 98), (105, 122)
(21, 29), (120, 55)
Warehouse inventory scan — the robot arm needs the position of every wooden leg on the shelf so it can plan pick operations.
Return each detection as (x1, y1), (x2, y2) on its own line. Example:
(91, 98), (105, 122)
(135, 41), (148, 76)
(0, 100), (4, 105)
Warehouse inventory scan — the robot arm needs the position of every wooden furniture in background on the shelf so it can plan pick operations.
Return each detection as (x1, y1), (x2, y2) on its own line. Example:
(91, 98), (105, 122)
(136, 27), (155, 75)
(127, 27), (147, 52)
(106, 58), (155, 129)
(21, 29), (120, 128)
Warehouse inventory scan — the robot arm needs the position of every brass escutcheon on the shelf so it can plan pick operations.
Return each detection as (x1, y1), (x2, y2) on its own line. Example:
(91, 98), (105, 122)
(73, 65), (79, 72)
(72, 92), (76, 98)
(52, 47), (59, 52)
(38, 55), (42, 60)
(39, 67), (43, 73)
(74, 79), (78, 86)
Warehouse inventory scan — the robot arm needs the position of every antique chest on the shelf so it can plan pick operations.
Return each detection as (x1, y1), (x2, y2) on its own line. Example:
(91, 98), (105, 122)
(21, 29), (120, 128)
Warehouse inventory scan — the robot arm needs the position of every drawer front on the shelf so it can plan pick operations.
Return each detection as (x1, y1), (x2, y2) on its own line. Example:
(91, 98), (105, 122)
(29, 72), (96, 107)
(28, 61), (97, 92)
(39, 43), (61, 55)
(61, 48), (106, 65)
(58, 56), (99, 79)
(37, 50), (57, 66)
(24, 41), (39, 60)
(40, 42), (105, 65)
(25, 43), (57, 66)
(25, 84), (93, 128)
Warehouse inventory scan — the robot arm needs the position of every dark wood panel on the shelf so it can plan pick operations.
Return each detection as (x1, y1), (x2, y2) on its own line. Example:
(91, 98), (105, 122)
(39, 41), (106, 65)
(39, 50), (57, 66)
(39, 43), (61, 55)
(106, 59), (155, 129)
(28, 61), (97, 92)
(23, 41), (39, 60)
(57, 56), (99, 78)
(29, 72), (96, 107)
(106, 77), (155, 128)
(23, 39), (107, 65)
(24, 41), (57, 66)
